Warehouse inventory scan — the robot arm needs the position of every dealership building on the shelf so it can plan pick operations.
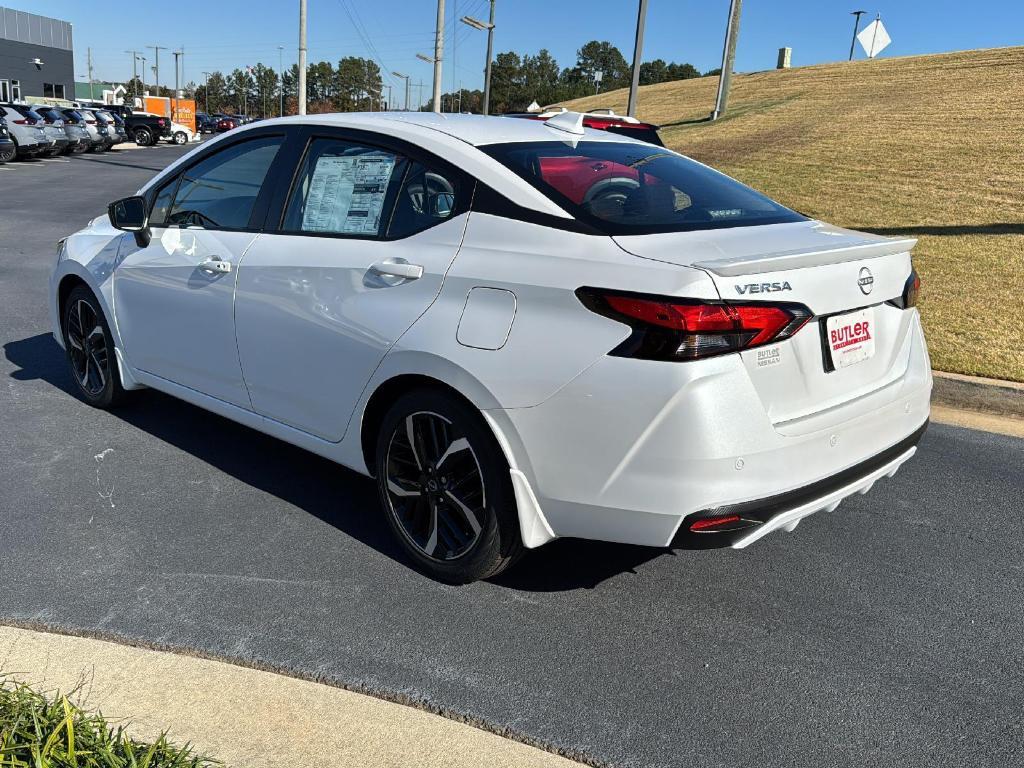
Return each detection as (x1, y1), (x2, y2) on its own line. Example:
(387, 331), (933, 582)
(0, 7), (74, 103)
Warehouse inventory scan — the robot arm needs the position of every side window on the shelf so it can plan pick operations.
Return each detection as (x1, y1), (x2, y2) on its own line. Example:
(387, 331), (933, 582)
(165, 135), (283, 230)
(149, 178), (178, 227)
(387, 162), (459, 239)
(282, 138), (405, 237)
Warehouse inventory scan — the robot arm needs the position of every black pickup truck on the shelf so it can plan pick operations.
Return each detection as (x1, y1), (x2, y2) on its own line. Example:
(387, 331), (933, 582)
(81, 103), (171, 146)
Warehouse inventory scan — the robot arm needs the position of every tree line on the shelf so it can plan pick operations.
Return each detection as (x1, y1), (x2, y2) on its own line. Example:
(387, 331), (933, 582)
(120, 40), (709, 117)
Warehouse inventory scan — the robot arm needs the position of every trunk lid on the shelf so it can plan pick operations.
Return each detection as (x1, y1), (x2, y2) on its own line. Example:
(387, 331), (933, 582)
(613, 220), (920, 432)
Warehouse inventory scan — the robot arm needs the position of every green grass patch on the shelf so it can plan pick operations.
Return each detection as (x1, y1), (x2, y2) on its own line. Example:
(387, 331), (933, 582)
(0, 676), (219, 768)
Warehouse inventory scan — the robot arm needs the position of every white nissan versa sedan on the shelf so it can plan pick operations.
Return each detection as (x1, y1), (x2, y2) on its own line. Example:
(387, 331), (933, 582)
(49, 111), (931, 582)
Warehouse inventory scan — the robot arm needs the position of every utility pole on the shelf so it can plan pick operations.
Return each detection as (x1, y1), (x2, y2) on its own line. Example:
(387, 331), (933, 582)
(202, 71), (211, 114)
(626, 0), (648, 117)
(417, 81), (423, 111)
(848, 10), (867, 60)
(138, 56), (146, 93)
(385, 84), (392, 111)
(87, 47), (95, 101)
(298, 0), (307, 114)
(148, 45), (165, 95)
(711, 0), (742, 120)
(278, 46), (285, 116)
(483, 0), (495, 115)
(432, 0), (445, 113)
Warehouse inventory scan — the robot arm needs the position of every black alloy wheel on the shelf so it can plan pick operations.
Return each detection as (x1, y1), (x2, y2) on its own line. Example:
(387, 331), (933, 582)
(62, 285), (126, 408)
(376, 390), (523, 583)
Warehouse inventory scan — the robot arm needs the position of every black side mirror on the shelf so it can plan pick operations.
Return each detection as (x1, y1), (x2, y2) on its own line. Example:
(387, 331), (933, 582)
(108, 196), (151, 247)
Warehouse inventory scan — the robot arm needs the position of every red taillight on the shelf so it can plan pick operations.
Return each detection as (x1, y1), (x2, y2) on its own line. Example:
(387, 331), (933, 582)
(86, 119), (96, 124)
(888, 268), (921, 310)
(905, 269), (921, 308)
(579, 288), (812, 361)
(689, 515), (741, 532)
(13, 119), (30, 125)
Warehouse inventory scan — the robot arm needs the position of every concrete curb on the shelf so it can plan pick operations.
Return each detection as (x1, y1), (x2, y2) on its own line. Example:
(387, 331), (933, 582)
(932, 370), (1024, 419)
(0, 624), (586, 768)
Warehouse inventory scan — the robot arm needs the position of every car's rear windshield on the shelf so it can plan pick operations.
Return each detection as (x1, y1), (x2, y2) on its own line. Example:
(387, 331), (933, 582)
(481, 141), (805, 235)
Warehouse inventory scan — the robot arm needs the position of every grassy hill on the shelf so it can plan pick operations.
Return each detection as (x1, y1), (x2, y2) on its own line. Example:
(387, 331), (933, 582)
(564, 47), (1024, 382)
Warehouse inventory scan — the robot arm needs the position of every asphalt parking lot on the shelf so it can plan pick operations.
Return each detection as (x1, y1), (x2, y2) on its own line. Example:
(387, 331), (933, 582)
(2, 143), (1023, 768)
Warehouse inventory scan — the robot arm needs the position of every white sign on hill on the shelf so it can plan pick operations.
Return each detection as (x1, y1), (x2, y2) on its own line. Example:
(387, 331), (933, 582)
(858, 18), (892, 58)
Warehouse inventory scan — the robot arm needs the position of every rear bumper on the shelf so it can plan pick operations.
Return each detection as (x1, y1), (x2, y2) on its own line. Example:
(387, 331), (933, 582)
(673, 420), (927, 548)
(500, 312), (932, 548)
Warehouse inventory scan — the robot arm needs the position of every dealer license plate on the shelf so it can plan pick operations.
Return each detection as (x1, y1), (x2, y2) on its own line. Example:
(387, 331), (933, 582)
(826, 307), (876, 369)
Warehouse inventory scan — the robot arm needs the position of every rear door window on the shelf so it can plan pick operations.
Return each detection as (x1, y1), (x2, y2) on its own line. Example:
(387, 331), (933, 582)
(282, 137), (406, 237)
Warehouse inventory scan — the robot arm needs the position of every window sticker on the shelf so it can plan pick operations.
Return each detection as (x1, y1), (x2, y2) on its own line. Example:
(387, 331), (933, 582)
(302, 153), (396, 234)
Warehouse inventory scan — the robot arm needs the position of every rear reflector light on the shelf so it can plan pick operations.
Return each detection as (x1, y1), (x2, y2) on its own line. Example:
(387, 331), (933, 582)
(689, 515), (741, 532)
(578, 288), (812, 362)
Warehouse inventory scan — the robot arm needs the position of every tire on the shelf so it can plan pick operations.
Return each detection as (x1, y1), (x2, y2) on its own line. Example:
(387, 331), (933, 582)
(133, 128), (153, 146)
(0, 144), (13, 163)
(61, 285), (127, 409)
(71, 142), (89, 155)
(375, 389), (523, 583)
(173, 131), (187, 145)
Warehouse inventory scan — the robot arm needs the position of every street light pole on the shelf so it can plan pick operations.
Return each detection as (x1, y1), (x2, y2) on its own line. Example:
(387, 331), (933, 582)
(392, 72), (410, 111)
(848, 10), (867, 61)
(202, 71), (211, 114)
(626, 0), (648, 117)
(278, 46), (285, 116)
(298, 0), (308, 115)
(147, 45), (165, 95)
(172, 50), (181, 125)
(432, 0), (445, 113)
(459, 5), (496, 115)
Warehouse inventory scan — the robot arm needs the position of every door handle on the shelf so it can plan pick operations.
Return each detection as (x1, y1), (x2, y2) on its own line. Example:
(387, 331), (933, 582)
(198, 257), (232, 274)
(369, 260), (423, 281)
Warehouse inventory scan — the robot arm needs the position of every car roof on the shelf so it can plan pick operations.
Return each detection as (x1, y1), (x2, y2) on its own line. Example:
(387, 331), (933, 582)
(255, 111), (642, 148)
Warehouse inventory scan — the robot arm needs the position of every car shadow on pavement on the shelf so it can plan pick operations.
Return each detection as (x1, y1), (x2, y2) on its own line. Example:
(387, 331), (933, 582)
(6, 332), (676, 591)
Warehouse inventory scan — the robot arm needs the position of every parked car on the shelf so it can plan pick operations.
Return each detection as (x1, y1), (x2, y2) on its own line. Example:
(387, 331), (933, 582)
(32, 105), (90, 154)
(15, 106), (69, 156)
(0, 116), (15, 163)
(102, 110), (130, 144)
(50, 112), (930, 583)
(504, 107), (664, 146)
(196, 113), (216, 134)
(95, 110), (125, 147)
(0, 103), (51, 158)
(86, 104), (171, 146)
(61, 109), (109, 153)
(214, 115), (238, 132)
(163, 120), (199, 145)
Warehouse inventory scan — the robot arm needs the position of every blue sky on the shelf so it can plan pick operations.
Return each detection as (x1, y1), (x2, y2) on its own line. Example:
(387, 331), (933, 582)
(24, 0), (1024, 105)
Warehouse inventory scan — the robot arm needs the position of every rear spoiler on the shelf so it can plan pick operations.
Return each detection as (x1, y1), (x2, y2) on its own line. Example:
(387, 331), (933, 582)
(694, 236), (917, 277)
